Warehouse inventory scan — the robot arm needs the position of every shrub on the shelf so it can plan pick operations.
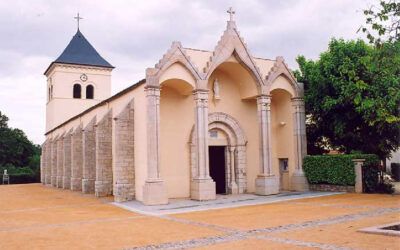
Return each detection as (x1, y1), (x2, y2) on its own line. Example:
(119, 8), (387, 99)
(303, 154), (379, 186)
(363, 163), (394, 194)
(0, 165), (39, 184)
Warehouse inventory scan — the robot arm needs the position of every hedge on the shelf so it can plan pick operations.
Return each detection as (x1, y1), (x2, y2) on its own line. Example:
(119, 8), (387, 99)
(0, 165), (39, 184)
(303, 154), (379, 186)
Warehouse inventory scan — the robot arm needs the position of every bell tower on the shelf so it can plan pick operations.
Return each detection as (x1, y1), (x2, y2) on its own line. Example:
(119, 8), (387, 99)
(44, 20), (114, 132)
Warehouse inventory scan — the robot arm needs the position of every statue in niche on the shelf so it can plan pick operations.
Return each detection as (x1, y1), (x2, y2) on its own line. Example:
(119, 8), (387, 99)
(213, 78), (221, 100)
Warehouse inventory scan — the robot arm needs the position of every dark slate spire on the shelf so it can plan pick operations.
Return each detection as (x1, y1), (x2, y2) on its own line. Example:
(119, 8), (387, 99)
(54, 30), (113, 68)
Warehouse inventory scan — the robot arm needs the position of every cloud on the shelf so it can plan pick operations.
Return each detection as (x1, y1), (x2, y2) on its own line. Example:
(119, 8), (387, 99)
(0, 0), (372, 144)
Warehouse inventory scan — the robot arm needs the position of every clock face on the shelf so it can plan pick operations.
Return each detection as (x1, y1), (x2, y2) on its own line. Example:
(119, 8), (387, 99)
(80, 74), (88, 82)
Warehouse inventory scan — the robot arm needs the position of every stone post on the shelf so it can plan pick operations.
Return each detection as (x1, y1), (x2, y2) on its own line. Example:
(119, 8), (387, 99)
(95, 110), (113, 197)
(191, 88), (216, 201)
(82, 117), (96, 194)
(229, 146), (238, 194)
(291, 97), (309, 191)
(71, 126), (83, 191)
(56, 136), (64, 188)
(255, 95), (279, 195)
(63, 132), (72, 189)
(45, 140), (52, 185)
(51, 138), (58, 187)
(353, 159), (365, 193)
(142, 85), (168, 205)
(114, 100), (135, 202)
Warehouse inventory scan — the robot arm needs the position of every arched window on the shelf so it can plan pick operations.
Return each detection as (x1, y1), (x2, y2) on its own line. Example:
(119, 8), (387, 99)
(86, 85), (94, 99)
(73, 84), (81, 99)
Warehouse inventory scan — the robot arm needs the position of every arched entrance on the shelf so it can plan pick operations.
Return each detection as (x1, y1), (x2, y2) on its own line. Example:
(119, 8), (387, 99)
(189, 112), (247, 195)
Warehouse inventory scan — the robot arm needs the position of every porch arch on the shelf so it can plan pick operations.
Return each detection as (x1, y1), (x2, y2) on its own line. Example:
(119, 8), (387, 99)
(189, 112), (248, 194)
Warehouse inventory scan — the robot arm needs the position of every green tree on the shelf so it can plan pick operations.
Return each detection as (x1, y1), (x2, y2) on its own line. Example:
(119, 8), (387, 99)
(359, 0), (400, 46)
(0, 111), (41, 183)
(295, 39), (400, 159)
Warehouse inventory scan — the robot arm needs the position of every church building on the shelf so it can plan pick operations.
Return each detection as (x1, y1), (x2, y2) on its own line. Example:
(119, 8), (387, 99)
(40, 10), (309, 205)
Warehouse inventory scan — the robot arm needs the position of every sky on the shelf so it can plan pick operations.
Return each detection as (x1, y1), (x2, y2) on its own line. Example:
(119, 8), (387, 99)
(0, 0), (374, 145)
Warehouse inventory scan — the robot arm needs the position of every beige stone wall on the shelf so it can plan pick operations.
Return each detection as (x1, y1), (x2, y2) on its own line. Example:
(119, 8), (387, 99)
(271, 89), (295, 190)
(82, 118), (96, 194)
(71, 126), (83, 191)
(63, 132), (72, 189)
(95, 110), (113, 197)
(113, 100), (135, 202)
(45, 140), (52, 185)
(159, 84), (194, 198)
(50, 139), (58, 187)
(56, 137), (64, 188)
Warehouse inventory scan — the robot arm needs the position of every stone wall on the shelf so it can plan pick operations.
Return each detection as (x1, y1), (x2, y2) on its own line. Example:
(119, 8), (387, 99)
(71, 126), (83, 191)
(309, 184), (355, 193)
(45, 140), (52, 185)
(95, 110), (113, 197)
(114, 100), (135, 202)
(63, 132), (72, 189)
(82, 118), (96, 194)
(51, 139), (58, 187)
(56, 137), (64, 188)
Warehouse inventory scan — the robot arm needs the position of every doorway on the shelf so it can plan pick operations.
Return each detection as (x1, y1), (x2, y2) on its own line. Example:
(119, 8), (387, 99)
(209, 146), (226, 194)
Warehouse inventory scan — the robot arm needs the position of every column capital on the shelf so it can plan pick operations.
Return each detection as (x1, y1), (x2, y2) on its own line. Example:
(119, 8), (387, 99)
(145, 85), (160, 95)
(257, 95), (271, 111)
(193, 89), (209, 99)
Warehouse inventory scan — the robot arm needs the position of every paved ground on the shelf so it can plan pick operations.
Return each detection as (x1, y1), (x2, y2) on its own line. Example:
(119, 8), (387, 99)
(0, 184), (399, 250)
(113, 192), (341, 215)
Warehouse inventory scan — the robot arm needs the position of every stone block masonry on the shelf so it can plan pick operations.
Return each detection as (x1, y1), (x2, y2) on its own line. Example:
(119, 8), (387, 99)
(56, 136), (64, 188)
(50, 138), (58, 187)
(63, 131), (72, 189)
(95, 110), (113, 197)
(114, 100), (135, 202)
(71, 126), (83, 191)
(82, 117), (96, 194)
(45, 140), (52, 185)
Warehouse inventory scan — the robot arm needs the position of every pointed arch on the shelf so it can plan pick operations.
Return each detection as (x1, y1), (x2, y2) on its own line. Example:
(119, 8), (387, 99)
(203, 22), (264, 92)
(265, 57), (301, 97)
(146, 41), (203, 88)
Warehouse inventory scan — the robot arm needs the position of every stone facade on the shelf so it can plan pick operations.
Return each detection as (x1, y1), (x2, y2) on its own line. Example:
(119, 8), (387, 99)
(56, 136), (64, 188)
(71, 126), (83, 191)
(114, 100), (135, 202)
(45, 140), (52, 185)
(63, 131), (72, 189)
(82, 118), (96, 194)
(95, 110), (113, 197)
(50, 138), (58, 187)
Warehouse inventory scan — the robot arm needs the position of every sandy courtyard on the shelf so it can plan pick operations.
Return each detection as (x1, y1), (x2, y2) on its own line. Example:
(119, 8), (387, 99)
(0, 184), (399, 249)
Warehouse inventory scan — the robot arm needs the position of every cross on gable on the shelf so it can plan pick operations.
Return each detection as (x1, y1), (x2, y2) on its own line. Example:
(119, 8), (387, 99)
(227, 7), (235, 21)
(74, 13), (83, 30)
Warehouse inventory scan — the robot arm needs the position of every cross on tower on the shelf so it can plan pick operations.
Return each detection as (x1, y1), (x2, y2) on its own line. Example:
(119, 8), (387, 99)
(227, 7), (235, 21)
(74, 13), (83, 30)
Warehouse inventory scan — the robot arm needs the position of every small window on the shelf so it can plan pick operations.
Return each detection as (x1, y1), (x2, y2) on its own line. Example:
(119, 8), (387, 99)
(279, 158), (289, 172)
(86, 85), (94, 99)
(73, 84), (81, 99)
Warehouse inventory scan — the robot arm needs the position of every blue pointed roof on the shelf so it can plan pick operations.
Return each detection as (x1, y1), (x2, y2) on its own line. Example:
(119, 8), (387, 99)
(45, 29), (113, 74)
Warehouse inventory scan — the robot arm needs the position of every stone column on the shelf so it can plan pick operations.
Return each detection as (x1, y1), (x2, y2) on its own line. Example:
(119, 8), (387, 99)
(71, 126), (83, 191)
(228, 146), (239, 194)
(291, 97), (309, 191)
(114, 100), (135, 202)
(63, 132), (72, 189)
(191, 88), (216, 201)
(255, 95), (279, 195)
(82, 117), (96, 194)
(142, 85), (168, 205)
(56, 136), (64, 188)
(95, 110), (113, 197)
(51, 138), (58, 187)
(45, 140), (52, 185)
(353, 159), (365, 193)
